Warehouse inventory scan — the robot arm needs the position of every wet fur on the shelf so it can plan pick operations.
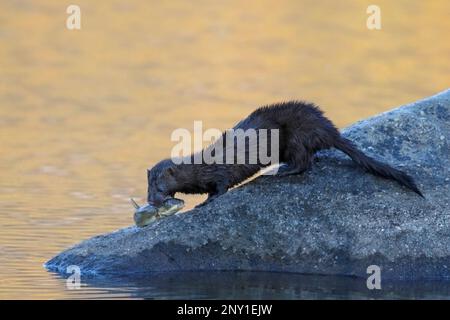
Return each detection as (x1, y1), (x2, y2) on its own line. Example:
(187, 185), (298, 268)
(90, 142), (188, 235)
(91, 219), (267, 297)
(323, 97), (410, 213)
(147, 101), (423, 206)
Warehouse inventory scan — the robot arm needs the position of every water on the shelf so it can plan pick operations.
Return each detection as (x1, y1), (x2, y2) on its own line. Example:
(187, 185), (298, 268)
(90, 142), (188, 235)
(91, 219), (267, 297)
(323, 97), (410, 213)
(0, 0), (449, 299)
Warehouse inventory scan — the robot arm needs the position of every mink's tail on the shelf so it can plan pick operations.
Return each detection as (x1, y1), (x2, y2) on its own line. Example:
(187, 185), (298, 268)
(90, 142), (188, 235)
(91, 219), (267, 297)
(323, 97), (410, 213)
(334, 137), (424, 197)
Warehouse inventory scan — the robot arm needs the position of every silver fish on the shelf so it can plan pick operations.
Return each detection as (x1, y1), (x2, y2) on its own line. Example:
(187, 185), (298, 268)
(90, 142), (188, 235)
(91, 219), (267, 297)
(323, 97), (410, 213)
(131, 198), (184, 227)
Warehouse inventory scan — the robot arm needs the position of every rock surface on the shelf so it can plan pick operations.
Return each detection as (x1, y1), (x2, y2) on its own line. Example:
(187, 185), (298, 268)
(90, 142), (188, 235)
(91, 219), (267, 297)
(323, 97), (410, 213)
(46, 89), (450, 280)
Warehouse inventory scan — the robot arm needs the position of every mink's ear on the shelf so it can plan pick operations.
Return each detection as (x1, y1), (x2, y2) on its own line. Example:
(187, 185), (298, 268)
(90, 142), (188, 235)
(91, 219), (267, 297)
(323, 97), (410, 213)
(166, 167), (175, 176)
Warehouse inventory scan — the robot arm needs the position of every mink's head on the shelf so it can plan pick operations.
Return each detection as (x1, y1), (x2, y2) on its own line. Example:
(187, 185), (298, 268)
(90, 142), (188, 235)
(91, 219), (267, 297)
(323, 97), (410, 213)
(147, 159), (179, 206)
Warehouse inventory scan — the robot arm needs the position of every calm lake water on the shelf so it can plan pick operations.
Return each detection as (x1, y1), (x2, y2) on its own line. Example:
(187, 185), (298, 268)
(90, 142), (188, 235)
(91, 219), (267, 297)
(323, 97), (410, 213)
(0, 0), (449, 299)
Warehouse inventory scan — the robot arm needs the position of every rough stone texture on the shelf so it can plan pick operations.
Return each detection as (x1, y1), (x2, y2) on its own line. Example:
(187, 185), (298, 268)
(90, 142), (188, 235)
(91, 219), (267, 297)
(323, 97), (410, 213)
(46, 89), (450, 280)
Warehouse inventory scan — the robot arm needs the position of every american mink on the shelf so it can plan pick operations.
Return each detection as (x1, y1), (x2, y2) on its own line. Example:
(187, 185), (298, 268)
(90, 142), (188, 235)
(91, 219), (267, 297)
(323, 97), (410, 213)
(147, 101), (423, 206)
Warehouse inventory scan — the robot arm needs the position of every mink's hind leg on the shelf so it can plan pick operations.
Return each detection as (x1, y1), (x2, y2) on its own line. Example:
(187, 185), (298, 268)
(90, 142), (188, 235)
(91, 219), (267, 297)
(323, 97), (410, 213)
(277, 163), (311, 177)
(276, 161), (311, 176)
(277, 143), (313, 176)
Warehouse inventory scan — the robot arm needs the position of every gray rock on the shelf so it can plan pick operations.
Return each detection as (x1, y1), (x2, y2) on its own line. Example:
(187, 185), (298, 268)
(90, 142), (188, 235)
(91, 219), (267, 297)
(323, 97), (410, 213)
(46, 89), (450, 280)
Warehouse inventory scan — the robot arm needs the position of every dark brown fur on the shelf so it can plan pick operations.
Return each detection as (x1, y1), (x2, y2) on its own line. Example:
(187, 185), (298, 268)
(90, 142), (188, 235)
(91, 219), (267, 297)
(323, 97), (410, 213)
(147, 101), (423, 206)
